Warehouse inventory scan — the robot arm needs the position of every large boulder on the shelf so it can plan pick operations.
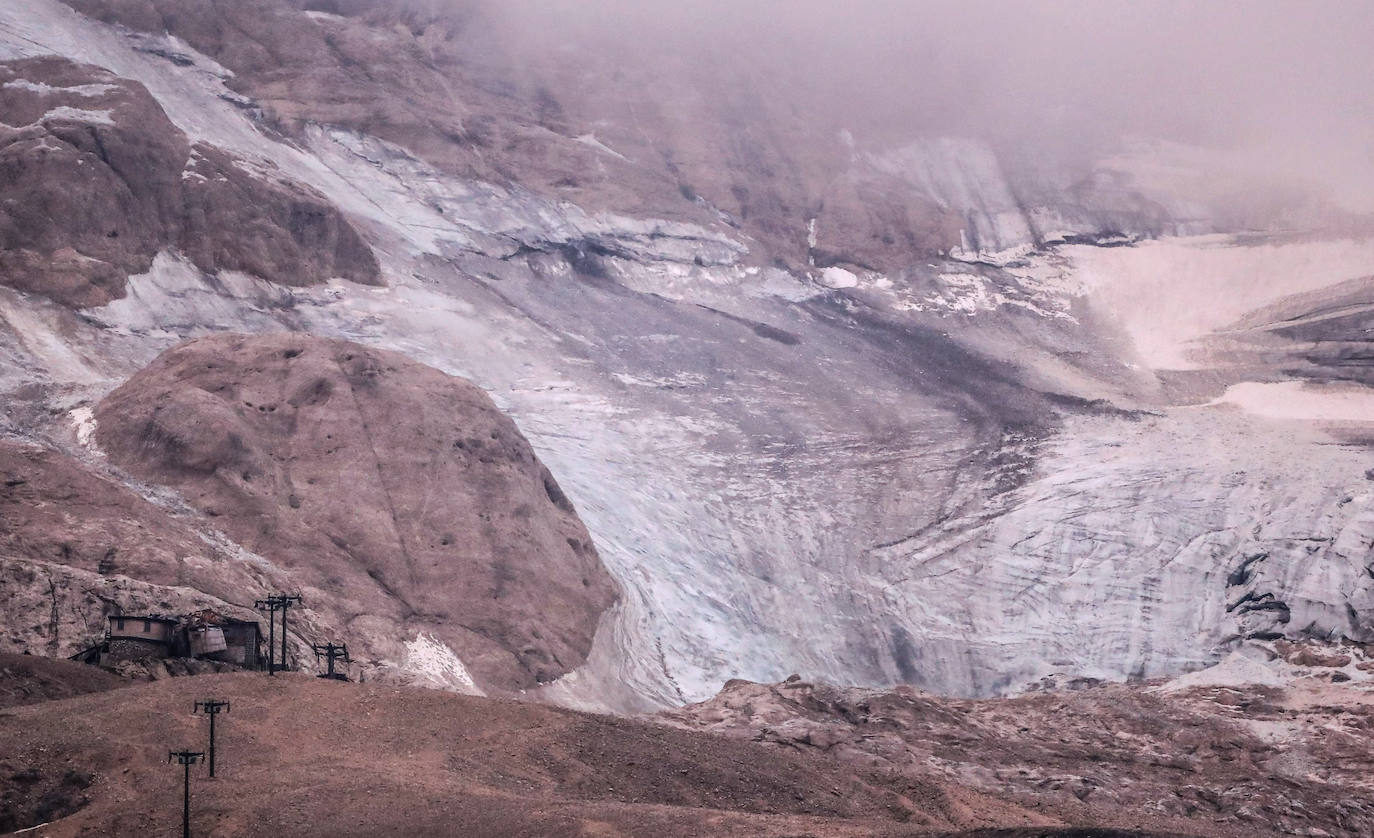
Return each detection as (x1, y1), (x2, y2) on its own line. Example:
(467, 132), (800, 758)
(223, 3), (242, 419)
(95, 333), (618, 690)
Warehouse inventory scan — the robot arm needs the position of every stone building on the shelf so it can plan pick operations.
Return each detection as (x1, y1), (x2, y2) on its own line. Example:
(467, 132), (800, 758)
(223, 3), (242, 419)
(100, 615), (177, 665)
(79, 611), (265, 670)
(217, 620), (265, 669)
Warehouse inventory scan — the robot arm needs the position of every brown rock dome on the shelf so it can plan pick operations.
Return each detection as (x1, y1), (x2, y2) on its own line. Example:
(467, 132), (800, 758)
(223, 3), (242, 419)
(95, 333), (617, 691)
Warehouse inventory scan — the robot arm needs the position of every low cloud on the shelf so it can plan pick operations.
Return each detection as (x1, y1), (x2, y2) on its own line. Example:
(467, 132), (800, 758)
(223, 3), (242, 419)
(332, 0), (1374, 213)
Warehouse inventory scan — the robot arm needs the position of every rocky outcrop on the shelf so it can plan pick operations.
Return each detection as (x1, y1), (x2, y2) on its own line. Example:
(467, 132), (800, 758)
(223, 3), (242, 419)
(1, 442), (215, 585)
(94, 333), (618, 691)
(0, 555), (267, 658)
(662, 657), (1374, 837)
(0, 441), (283, 656)
(0, 56), (378, 307)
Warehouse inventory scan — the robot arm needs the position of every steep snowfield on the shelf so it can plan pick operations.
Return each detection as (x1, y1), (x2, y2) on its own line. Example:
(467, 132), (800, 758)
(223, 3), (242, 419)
(1073, 235), (1374, 370)
(1213, 380), (1374, 421)
(2, 0), (1374, 711)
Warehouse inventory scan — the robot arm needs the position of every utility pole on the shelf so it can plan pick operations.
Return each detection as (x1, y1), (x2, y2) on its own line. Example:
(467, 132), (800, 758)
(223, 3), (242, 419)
(254, 597), (278, 674)
(312, 642), (350, 680)
(255, 594), (303, 674)
(167, 750), (204, 838)
(192, 700), (230, 778)
(277, 594), (302, 673)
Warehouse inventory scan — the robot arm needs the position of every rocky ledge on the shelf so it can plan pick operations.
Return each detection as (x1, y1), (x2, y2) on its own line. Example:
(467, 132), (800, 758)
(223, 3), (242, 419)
(661, 643), (1374, 837)
(0, 55), (379, 308)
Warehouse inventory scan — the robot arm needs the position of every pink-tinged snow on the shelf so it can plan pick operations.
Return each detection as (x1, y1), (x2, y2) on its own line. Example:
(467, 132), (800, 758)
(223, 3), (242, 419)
(1072, 234), (1374, 370)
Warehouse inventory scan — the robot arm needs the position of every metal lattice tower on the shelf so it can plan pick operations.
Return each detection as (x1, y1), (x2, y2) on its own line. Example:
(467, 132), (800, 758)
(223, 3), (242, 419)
(192, 699), (230, 777)
(312, 642), (350, 680)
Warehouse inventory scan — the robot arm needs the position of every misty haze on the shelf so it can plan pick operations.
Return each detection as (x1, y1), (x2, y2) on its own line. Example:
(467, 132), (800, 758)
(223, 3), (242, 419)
(1, 1), (1373, 836)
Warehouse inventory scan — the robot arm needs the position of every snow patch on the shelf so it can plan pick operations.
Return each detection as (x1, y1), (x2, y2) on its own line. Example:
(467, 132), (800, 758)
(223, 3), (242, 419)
(41, 106), (114, 125)
(574, 133), (628, 161)
(402, 632), (486, 696)
(1072, 235), (1374, 370)
(69, 406), (96, 448)
(1209, 381), (1374, 423)
(932, 272), (1000, 314)
(3, 79), (115, 96)
(611, 371), (706, 390)
(819, 266), (858, 289)
(886, 254), (1081, 320)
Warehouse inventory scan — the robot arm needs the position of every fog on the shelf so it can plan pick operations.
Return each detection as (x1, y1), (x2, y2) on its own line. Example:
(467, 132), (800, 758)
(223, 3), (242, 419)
(346, 0), (1374, 213)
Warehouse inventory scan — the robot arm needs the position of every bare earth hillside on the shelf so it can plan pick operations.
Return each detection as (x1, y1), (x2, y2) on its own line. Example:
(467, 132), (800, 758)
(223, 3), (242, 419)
(0, 670), (1188, 837)
(0, 651), (126, 708)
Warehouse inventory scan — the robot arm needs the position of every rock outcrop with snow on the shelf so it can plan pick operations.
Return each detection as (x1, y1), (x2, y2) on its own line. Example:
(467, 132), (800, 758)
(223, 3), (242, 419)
(0, 56), (378, 308)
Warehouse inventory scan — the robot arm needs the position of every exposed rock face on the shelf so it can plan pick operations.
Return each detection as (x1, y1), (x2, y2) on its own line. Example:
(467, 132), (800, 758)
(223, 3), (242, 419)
(1, 442), (207, 584)
(0, 55), (378, 307)
(0, 441), (281, 656)
(94, 333), (618, 690)
(0, 555), (269, 659)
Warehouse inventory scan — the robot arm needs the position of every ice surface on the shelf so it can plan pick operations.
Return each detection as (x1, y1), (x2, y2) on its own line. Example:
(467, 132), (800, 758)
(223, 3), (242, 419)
(866, 137), (1036, 263)
(68, 406), (95, 448)
(819, 266), (858, 289)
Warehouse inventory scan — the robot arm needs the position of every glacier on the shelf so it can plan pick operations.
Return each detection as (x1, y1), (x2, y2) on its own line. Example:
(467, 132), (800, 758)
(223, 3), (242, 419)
(1, 0), (1373, 713)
